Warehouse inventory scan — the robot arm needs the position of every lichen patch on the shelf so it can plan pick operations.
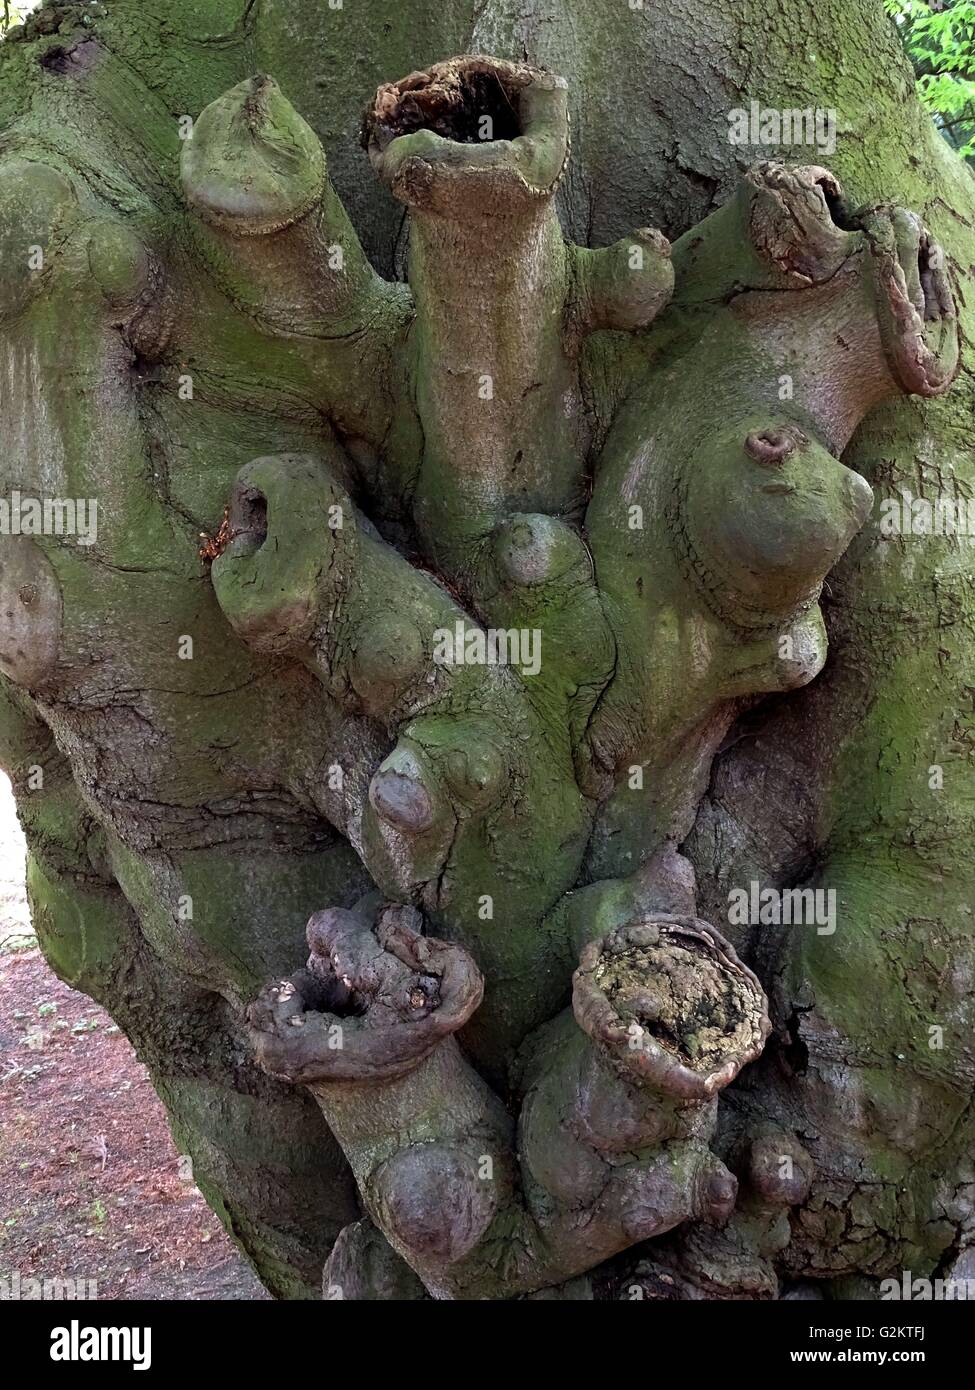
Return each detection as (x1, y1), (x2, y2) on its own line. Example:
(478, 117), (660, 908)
(594, 940), (762, 1070)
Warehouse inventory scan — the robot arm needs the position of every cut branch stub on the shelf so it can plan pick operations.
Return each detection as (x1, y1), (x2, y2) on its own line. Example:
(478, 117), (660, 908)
(364, 55), (570, 213)
(248, 903), (512, 1292)
(581, 157), (959, 871)
(674, 161), (959, 433)
(211, 451), (461, 724)
(180, 76), (396, 341)
(210, 453), (353, 656)
(573, 918), (771, 1101)
(745, 162), (853, 285)
(248, 903), (484, 1086)
(862, 205), (959, 396)
(747, 164), (958, 396)
(358, 53), (673, 582)
(181, 74), (326, 235)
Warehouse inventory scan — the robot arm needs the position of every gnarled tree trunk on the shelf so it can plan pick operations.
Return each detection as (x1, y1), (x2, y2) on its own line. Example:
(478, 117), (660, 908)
(1, 0), (972, 1300)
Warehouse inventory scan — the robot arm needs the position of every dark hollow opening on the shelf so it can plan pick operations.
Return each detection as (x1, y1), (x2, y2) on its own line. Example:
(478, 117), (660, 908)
(39, 38), (98, 77)
(234, 487), (268, 546)
(917, 234), (941, 321)
(298, 967), (369, 1019)
(815, 175), (859, 232)
(376, 68), (522, 146)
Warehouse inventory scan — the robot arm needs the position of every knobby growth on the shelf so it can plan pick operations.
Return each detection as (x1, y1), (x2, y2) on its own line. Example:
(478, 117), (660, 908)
(0, 30), (961, 1300)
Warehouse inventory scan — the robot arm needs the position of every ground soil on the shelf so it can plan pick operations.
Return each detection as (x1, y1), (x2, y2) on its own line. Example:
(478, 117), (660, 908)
(0, 776), (268, 1301)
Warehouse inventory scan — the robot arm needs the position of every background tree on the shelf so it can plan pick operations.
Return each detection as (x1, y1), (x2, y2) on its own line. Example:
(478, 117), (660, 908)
(887, 0), (975, 161)
(0, 0), (972, 1301)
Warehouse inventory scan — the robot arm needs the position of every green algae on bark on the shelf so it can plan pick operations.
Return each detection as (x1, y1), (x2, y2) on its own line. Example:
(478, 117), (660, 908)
(1, 0), (973, 1301)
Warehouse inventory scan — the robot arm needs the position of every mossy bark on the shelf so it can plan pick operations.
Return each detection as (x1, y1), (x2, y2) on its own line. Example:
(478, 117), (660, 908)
(1, 0), (973, 1299)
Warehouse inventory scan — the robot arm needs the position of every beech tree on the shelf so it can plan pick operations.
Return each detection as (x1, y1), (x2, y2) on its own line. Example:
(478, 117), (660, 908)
(0, 0), (972, 1301)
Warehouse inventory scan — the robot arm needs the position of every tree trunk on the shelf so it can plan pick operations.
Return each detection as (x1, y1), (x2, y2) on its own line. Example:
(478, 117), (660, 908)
(1, 0), (972, 1299)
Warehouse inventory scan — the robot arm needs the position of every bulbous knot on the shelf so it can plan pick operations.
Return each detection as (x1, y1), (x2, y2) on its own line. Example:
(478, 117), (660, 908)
(0, 161), (78, 320)
(370, 1143), (500, 1265)
(671, 419), (873, 630)
(87, 221), (172, 358)
(0, 538), (63, 691)
(745, 1130), (815, 1208)
(368, 723), (510, 836)
(369, 761), (438, 834)
(492, 513), (590, 589)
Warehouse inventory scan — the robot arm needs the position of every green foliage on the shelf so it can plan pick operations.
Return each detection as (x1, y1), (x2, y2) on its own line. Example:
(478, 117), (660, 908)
(887, 0), (975, 157)
(1, 5), (25, 37)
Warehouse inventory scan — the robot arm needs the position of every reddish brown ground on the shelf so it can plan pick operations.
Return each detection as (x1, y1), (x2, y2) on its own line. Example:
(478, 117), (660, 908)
(0, 945), (268, 1301)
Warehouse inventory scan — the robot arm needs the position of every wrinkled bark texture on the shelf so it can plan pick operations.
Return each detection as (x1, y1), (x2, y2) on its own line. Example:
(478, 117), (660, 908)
(0, 0), (973, 1300)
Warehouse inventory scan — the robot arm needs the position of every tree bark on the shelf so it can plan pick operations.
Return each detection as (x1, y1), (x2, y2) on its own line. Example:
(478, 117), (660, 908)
(1, 0), (972, 1299)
